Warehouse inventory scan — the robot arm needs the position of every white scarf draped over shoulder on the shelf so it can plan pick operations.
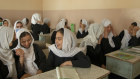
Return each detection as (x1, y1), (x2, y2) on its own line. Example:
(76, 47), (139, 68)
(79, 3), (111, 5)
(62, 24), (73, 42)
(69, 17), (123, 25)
(0, 26), (17, 79)
(80, 23), (104, 48)
(49, 28), (82, 57)
(16, 28), (38, 75)
(78, 19), (88, 34)
(102, 19), (115, 48)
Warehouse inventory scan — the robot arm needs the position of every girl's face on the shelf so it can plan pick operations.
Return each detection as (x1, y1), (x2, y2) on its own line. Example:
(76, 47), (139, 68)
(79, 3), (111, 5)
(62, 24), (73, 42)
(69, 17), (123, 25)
(106, 24), (112, 33)
(16, 23), (23, 29)
(128, 25), (134, 34)
(20, 35), (32, 48)
(55, 32), (63, 50)
(3, 21), (8, 26)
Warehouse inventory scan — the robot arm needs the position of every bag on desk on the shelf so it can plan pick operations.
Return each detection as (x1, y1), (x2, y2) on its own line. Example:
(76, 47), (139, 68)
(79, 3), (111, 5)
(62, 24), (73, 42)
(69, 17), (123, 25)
(56, 66), (80, 79)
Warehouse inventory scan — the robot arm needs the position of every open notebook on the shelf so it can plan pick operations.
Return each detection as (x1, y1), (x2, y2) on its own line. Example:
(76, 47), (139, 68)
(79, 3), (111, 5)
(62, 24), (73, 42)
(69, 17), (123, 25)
(56, 66), (80, 79)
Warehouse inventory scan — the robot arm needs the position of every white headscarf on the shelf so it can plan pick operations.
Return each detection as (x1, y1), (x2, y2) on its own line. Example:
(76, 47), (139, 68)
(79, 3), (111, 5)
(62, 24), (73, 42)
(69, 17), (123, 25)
(56, 19), (66, 31)
(102, 19), (115, 48)
(3, 19), (12, 27)
(16, 28), (38, 75)
(22, 18), (28, 28)
(43, 18), (50, 24)
(80, 23), (104, 48)
(121, 29), (131, 49)
(31, 13), (42, 25)
(78, 19), (88, 34)
(14, 20), (23, 33)
(49, 28), (82, 57)
(0, 27), (17, 79)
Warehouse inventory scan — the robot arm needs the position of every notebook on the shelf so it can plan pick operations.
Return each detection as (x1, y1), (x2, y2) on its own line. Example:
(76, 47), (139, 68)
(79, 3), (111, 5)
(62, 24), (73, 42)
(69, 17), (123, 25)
(56, 66), (80, 79)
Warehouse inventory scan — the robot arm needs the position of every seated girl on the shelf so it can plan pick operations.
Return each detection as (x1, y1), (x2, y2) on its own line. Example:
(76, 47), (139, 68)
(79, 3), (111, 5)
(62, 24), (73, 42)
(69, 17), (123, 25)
(14, 28), (47, 79)
(31, 13), (50, 40)
(101, 19), (121, 54)
(46, 28), (91, 71)
(76, 19), (88, 39)
(80, 23), (105, 67)
(119, 22), (140, 48)
(0, 27), (20, 79)
(14, 20), (24, 33)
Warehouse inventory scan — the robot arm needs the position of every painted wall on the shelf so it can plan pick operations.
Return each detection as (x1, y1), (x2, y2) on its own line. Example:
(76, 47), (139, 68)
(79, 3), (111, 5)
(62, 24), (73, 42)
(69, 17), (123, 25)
(43, 0), (140, 34)
(0, 0), (43, 26)
(43, 0), (140, 10)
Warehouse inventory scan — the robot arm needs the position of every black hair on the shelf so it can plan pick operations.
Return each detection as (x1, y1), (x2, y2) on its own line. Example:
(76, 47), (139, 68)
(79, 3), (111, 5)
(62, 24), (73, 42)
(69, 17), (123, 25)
(26, 18), (29, 25)
(0, 17), (3, 20)
(20, 32), (31, 40)
(65, 21), (67, 26)
(3, 20), (8, 24)
(131, 22), (137, 26)
(17, 21), (23, 25)
(80, 19), (82, 22)
(57, 28), (64, 35)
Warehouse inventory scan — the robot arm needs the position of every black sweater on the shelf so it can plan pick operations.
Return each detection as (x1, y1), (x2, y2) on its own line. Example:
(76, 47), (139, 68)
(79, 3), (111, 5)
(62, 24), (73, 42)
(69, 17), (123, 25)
(119, 30), (140, 47)
(76, 31), (88, 39)
(31, 23), (50, 40)
(0, 60), (9, 79)
(14, 44), (47, 79)
(46, 50), (91, 71)
(86, 45), (104, 67)
(101, 36), (121, 54)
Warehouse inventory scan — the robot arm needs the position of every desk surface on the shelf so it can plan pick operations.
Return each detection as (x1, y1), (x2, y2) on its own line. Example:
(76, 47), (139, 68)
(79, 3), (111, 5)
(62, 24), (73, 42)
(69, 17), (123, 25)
(26, 65), (110, 79)
(106, 50), (140, 63)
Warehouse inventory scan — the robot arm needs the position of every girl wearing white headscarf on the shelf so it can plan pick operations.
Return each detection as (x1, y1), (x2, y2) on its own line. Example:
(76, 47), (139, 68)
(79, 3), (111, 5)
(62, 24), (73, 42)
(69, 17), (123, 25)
(80, 23), (104, 67)
(101, 19), (121, 54)
(128, 23), (140, 47)
(119, 22), (140, 48)
(15, 28), (47, 78)
(46, 28), (91, 71)
(0, 27), (18, 79)
(51, 18), (69, 44)
(14, 20), (24, 33)
(3, 19), (12, 27)
(76, 19), (88, 39)
(31, 13), (50, 40)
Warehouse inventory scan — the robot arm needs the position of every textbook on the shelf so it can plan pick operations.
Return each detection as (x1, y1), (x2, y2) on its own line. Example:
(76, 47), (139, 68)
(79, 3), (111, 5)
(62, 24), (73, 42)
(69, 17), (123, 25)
(56, 66), (80, 79)
(114, 52), (135, 60)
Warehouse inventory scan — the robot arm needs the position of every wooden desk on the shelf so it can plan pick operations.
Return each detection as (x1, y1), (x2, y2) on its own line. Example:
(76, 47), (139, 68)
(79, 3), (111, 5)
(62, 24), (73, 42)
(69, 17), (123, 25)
(25, 65), (110, 79)
(106, 50), (140, 79)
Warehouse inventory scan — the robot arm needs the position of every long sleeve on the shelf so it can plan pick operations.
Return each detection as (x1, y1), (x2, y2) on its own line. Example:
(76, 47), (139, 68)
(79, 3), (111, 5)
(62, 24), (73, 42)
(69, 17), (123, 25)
(42, 23), (50, 34)
(0, 60), (9, 79)
(129, 36), (140, 47)
(101, 36), (121, 54)
(119, 30), (124, 41)
(76, 31), (81, 39)
(71, 52), (91, 68)
(46, 51), (55, 71)
(13, 50), (25, 79)
(31, 24), (42, 40)
(112, 36), (121, 50)
(86, 44), (104, 66)
(34, 44), (47, 72)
